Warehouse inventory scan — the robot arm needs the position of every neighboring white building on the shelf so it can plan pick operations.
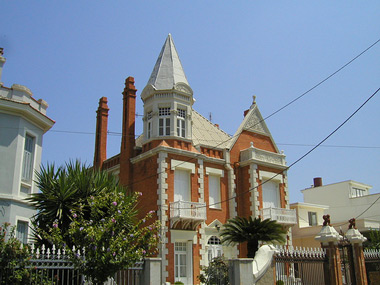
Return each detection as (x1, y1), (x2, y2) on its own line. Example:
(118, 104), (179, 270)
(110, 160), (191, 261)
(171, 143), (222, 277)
(290, 202), (329, 247)
(0, 49), (55, 243)
(291, 177), (379, 247)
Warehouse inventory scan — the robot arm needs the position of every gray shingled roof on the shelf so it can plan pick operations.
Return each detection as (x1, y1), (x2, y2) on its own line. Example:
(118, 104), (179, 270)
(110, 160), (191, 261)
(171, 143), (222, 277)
(147, 34), (189, 90)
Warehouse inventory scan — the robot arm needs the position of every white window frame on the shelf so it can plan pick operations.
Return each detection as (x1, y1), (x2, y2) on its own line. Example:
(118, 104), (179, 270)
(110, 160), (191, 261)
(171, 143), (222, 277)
(206, 168), (223, 209)
(16, 219), (29, 244)
(308, 211), (318, 226)
(21, 134), (35, 182)
(177, 108), (186, 138)
(158, 107), (171, 136)
(146, 111), (153, 139)
(259, 171), (282, 209)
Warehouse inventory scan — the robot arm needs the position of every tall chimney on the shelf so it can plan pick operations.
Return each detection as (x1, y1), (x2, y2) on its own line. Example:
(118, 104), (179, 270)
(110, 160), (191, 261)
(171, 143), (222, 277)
(313, 177), (323, 187)
(93, 97), (109, 169)
(0, 48), (6, 84)
(119, 77), (137, 189)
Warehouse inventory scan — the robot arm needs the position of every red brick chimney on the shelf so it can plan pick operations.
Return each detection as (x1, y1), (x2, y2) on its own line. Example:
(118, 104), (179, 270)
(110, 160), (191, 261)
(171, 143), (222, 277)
(93, 97), (109, 170)
(313, 177), (323, 187)
(119, 77), (137, 189)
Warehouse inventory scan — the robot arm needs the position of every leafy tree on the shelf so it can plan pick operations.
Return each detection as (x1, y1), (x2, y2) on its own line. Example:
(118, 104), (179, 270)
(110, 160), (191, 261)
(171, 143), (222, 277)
(29, 161), (160, 283)
(198, 256), (230, 285)
(40, 190), (160, 284)
(363, 228), (380, 250)
(220, 216), (286, 258)
(27, 161), (121, 246)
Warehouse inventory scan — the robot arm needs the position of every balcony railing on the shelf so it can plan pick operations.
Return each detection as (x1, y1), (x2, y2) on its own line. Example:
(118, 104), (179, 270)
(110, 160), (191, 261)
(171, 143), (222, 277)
(170, 200), (207, 230)
(260, 207), (297, 225)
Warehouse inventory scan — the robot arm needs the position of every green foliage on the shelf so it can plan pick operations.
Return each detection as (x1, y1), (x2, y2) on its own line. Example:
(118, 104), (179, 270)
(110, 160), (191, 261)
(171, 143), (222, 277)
(174, 282), (184, 285)
(28, 161), (121, 246)
(363, 228), (380, 249)
(276, 280), (285, 285)
(220, 216), (286, 258)
(30, 161), (160, 284)
(41, 190), (160, 284)
(0, 223), (52, 285)
(198, 257), (230, 285)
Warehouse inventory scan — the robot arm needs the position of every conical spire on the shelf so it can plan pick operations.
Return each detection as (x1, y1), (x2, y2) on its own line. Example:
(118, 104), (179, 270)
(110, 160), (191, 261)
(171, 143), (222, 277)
(147, 34), (189, 90)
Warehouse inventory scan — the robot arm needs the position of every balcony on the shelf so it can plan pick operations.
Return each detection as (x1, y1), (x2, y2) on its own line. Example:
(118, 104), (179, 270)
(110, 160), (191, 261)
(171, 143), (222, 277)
(260, 207), (297, 226)
(170, 200), (207, 230)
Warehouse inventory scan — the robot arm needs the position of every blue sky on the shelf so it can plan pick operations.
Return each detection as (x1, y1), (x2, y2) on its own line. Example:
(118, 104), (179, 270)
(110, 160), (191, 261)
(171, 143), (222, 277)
(1, 1), (379, 204)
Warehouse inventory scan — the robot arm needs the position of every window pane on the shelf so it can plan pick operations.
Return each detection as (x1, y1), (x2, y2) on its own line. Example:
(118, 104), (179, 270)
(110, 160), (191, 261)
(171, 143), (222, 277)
(22, 135), (34, 181)
(209, 175), (221, 208)
(17, 221), (28, 244)
(165, 118), (170, 135)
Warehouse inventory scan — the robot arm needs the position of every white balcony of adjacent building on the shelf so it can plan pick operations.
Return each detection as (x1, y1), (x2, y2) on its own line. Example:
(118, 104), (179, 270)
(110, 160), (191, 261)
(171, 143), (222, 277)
(170, 200), (207, 230)
(260, 207), (297, 226)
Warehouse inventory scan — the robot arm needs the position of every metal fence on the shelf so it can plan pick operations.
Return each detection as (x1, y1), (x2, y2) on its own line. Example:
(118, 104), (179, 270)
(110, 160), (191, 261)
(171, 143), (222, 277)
(274, 246), (327, 285)
(0, 244), (143, 285)
(364, 249), (380, 285)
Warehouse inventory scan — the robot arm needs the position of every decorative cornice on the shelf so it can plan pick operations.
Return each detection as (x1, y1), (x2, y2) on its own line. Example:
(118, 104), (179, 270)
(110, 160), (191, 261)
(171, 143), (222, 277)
(11, 84), (33, 96)
(130, 144), (225, 165)
(240, 146), (287, 169)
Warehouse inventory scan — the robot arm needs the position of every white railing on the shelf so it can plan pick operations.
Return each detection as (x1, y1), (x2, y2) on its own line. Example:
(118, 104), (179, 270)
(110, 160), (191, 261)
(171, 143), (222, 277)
(260, 207), (297, 225)
(170, 200), (207, 221)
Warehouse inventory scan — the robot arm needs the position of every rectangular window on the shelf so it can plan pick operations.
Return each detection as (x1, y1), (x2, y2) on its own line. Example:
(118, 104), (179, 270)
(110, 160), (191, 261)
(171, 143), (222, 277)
(209, 175), (221, 209)
(22, 134), (34, 182)
(174, 169), (190, 202)
(351, 187), (366, 198)
(262, 180), (280, 208)
(159, 108), (171, 136)
(177, 109), (186, 138)
(308, 212), (317, 226)
(147, 111), (152, 139)
(175, 242), (187, 281)
(16, 221), (28, 244)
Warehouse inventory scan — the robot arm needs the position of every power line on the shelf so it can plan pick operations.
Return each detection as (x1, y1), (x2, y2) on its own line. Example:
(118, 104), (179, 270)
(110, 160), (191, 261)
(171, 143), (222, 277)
(168, 87), (380, 210)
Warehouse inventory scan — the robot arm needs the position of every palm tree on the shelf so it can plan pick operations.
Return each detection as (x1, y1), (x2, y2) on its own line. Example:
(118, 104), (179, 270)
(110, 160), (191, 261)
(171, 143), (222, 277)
(27, 160), (122, 245)
(220, 216), (286, 258)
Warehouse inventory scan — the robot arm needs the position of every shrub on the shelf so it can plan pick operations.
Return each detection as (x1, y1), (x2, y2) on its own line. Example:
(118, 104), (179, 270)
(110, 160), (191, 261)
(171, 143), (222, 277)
(198, 257), (230, 285)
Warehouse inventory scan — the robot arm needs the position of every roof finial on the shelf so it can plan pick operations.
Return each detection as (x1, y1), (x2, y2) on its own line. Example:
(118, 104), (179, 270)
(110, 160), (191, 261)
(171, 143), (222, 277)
(252, 95), (256, 104)
(0, 48), (3, 56)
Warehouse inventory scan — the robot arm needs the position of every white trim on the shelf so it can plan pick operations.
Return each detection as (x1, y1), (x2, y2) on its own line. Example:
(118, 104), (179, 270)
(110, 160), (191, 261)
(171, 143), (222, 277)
(171, 159), (195, 174)
(205, 167), (224, 177)
(258, 170), (283, 183)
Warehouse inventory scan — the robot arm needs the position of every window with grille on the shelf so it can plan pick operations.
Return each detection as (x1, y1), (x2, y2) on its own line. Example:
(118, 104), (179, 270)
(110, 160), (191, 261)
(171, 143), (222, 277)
(159, 108), (170, 136)
(177, 109), (186, 138)
(22, 134), (34, 182)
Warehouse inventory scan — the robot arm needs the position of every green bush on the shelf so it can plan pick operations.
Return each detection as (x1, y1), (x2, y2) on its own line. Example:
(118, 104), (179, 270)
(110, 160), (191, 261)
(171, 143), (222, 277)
(198, 257), (230, 285)
(0, 223), (52, 284)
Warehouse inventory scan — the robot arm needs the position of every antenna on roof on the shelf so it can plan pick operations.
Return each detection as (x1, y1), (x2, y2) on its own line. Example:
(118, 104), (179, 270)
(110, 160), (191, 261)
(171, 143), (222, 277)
(209, 112), (212, 122)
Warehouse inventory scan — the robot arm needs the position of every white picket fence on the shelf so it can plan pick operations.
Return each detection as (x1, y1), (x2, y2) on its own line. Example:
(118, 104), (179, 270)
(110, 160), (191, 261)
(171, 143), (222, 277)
(1, 244), (143, 285)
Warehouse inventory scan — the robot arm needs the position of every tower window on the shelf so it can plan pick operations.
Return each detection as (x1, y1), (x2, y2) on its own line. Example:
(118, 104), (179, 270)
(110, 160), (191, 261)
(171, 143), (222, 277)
(147, 111), (152, 139)
(159, 108), (171, 136)
(177, 109), (186, 138)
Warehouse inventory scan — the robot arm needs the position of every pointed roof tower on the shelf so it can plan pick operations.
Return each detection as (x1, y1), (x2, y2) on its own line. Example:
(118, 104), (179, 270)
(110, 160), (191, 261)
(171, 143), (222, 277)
(141, 34), (193, 100)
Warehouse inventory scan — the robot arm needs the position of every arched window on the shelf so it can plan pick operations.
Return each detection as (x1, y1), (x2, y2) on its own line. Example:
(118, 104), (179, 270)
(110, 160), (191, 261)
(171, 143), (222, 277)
(207, 236), (223, 262)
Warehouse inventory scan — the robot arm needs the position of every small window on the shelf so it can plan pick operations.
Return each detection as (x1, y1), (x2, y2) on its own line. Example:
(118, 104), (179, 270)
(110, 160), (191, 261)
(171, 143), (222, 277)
(22, 134), (35, 182)
(351, 187), (366, 198)
(308, 212), (317, 226)
(16, 221), (28, 244)
(209, 175), (221, 209)
(159, 108), (171, 136)
(147, 111), (153, 139)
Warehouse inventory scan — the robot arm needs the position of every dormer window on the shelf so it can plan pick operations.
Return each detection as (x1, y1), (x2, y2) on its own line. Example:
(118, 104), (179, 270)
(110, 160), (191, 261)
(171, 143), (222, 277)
(159, 107), (171, 136)
(351, 187), (366, 198)
(177, 108), (186, 138)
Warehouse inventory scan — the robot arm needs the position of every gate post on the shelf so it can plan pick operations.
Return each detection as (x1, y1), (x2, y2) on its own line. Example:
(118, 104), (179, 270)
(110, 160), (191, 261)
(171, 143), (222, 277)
(315, 215), (343, 285)
(346, 220), (368, 285)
